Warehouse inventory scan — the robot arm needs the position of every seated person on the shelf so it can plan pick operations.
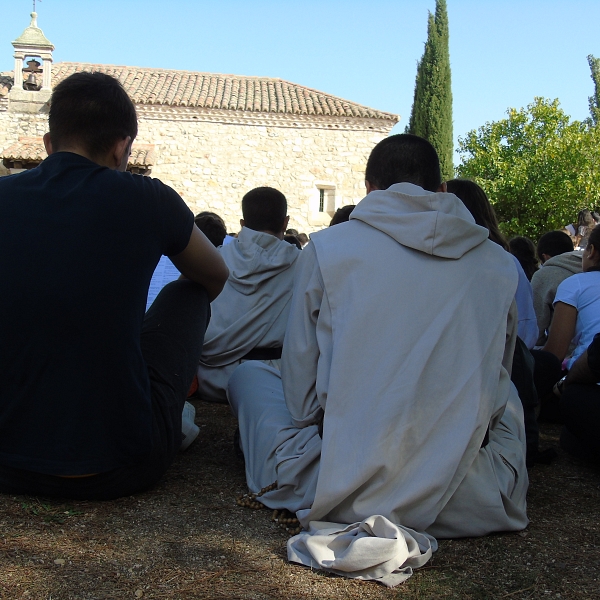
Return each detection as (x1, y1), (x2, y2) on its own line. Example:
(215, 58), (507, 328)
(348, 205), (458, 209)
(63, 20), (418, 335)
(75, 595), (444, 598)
(446, 179), (538, 349)
(0, 72), (228, 500)
(543, 225), (600, 372)
(194, 211), (227, 248)
(558, 332), (600, 463)
(509, 236), (538, 281)
(296, 233), (309, 248)
(329, 205), (355, 226)
(228, 135), (528, 584)
(196, 187), (300, 403)
(531, 230), (581, 346)
(537, 226), (600, 420)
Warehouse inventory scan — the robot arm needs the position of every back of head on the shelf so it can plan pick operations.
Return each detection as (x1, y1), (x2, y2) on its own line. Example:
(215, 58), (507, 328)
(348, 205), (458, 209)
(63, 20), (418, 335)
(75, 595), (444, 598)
(296, 232), (309, 245)
(49, 72), (138, 160)
(587, 223), (600, 252)
(365, 134), (441, 192)
(536, 230), (574, 262)
(329, 205), (355, 227)
(446, 179), (509, 250)
(194, 211), (227, 248)
(578, 209), (595, 228)
(283, 234), (302, 249)
(509, 236), (538, 281)
(241, 187), (287, 233)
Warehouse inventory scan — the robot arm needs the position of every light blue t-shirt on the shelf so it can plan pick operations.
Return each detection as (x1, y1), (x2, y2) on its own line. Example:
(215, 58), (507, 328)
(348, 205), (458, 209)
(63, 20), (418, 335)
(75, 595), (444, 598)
(554, 271), (600, 368)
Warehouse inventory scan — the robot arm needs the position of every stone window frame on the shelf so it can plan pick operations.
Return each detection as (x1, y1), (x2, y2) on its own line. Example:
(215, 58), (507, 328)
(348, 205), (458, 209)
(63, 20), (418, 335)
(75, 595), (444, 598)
(308, 183), (336, 227)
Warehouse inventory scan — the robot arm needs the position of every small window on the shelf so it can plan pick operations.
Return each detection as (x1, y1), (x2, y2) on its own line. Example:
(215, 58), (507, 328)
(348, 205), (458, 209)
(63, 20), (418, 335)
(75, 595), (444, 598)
(317, 186), (335, 214)
(308, 184), (337, 226)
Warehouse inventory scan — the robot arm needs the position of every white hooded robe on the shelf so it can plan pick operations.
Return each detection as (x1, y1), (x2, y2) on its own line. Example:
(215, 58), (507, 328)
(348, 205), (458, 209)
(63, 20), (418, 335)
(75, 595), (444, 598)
(228, 184), (528, 585)
(196, 226), (299, 402)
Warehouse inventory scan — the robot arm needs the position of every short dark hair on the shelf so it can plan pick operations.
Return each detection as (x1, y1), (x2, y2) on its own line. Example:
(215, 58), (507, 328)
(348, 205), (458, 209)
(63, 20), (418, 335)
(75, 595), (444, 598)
(536, 230), (574, 262)
(446, 179), (509, 250)
(49, 72), (138, 159)
(365, 134), (441, 192)
(283, 234), (302, 249)
(329, 205), (355, 227)
(241, 187), (287, 233)
(194, 211), (227, 248)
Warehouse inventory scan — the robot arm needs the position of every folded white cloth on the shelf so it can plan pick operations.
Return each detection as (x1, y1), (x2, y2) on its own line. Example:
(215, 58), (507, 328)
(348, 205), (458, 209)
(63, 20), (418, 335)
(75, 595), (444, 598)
(287, 515), (437, 587)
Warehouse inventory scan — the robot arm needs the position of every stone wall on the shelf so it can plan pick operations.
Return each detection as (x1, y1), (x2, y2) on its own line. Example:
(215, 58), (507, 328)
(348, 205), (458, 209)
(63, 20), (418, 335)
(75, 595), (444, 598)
(0, 101), (393, 233)
(0, 99), (48, 153)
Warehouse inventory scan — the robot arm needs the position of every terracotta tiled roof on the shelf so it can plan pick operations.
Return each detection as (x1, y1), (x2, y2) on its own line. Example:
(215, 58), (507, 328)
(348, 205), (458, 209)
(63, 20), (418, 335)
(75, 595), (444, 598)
(1, 137), (45, 161)
(0, 138), (155, 168)
(50, 63), (397, 121)
(129, 145), (155, 167)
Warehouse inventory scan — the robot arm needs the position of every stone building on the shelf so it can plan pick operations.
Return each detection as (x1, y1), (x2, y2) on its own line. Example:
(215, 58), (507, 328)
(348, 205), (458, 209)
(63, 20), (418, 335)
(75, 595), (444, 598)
(0, 12), (398, 232)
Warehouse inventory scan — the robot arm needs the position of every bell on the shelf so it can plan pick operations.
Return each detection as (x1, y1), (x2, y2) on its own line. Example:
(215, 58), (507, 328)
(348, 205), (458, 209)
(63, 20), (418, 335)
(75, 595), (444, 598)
(23, 72), (39, 91)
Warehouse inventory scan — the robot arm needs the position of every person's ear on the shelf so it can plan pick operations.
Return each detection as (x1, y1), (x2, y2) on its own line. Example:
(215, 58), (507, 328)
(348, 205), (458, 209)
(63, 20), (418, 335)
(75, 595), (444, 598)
(438, 181), (447, 193)
(588, 244), (598, 261)
(112, 136), (132, 171)
(365, 180), (378, 194)
(541, 253), (552, 264)
(283, 215), (290, 233)
(43, 132), (53, 156)
(240, 219), (245, 229)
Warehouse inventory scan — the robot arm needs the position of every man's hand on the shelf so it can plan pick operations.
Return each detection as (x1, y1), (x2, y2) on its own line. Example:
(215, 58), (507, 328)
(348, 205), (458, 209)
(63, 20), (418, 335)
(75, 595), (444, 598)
(170, 226), (229, 302)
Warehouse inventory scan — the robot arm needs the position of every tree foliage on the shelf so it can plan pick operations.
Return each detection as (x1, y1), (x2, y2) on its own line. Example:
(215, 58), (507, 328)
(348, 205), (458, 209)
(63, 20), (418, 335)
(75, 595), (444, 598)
(588, 54), (600, 126)
(457, 98), (600, 241)
(405, 0), (454, 180)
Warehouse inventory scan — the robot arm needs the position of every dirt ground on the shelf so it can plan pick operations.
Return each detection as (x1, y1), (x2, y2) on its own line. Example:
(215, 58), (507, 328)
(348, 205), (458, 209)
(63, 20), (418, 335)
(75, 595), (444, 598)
(1, 402), (598, 600)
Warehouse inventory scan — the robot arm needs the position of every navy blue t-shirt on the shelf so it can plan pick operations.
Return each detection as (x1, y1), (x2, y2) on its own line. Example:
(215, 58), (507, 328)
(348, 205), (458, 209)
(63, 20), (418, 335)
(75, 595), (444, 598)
(0, 152), (193, 475)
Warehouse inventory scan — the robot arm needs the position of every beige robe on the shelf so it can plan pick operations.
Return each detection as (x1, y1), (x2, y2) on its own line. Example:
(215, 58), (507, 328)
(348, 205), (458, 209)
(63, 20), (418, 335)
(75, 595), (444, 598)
(228, 183), (529, 585)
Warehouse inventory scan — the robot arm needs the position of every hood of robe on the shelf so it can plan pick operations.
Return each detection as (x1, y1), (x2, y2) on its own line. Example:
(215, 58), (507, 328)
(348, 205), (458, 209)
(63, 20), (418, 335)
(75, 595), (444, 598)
(221, 226), (299, 295)
(349, 182), (489, 259)
(543, 250), (582, 274)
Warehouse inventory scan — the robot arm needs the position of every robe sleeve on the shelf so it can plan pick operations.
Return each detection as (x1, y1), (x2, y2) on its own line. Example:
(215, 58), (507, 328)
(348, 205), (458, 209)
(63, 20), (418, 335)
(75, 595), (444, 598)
(281, 242), (327, 429)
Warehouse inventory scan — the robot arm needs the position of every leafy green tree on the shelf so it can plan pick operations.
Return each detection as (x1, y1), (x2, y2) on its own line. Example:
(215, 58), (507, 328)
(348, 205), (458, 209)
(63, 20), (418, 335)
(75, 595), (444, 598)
(588, 54), (600, 126)
(457, 98), (600, 240)
(406, 0), (454, 180)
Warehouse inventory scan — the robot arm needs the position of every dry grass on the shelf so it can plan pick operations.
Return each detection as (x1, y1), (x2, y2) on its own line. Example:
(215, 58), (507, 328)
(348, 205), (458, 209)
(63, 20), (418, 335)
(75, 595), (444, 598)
(1, 404), (599, 599)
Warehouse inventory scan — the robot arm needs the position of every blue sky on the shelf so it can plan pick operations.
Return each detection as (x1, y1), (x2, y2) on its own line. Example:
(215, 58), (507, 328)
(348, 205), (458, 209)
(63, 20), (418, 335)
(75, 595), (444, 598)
(2, 1), (600, 165)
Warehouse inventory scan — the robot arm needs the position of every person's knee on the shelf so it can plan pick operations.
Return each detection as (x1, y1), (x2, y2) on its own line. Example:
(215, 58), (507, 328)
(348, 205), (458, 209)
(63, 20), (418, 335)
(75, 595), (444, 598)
(228, 361), (281, 415)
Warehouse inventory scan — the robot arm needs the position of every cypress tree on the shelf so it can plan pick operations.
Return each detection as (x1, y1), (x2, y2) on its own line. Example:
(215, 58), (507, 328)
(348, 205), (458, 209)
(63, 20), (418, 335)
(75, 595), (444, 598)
(587, 54), (600, 126)
(406, 0), (454, 180)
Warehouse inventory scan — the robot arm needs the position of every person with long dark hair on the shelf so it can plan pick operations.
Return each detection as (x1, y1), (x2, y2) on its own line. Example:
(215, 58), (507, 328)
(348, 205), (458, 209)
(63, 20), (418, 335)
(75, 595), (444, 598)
(446, 179), (538, 349)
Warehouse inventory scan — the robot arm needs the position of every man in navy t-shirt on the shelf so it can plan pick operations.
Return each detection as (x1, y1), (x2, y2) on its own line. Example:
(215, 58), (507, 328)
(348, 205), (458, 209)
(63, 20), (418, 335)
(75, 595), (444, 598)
(0, 72), (228, 499)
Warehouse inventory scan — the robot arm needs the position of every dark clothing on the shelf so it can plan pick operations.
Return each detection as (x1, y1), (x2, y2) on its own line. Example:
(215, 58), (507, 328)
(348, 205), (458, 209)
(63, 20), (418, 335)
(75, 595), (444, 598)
(586, 332), (600, 376)
(511, 337), (539, 467)
(531, 349), (564, 422)
(560, 332), (600, 464)
(0, 280), (210, 499)
(560, 383), (600, 464)
(0, 152), (194, 478)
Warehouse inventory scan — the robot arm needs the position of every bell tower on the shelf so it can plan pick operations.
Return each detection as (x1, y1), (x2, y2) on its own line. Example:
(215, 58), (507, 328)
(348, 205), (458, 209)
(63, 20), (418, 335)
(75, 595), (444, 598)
(9, 11), (54, 112)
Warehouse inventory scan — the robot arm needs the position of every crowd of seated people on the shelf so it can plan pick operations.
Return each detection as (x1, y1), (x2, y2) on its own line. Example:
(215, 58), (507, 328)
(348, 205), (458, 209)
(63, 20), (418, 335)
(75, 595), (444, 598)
(2, 70), (599, 587)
